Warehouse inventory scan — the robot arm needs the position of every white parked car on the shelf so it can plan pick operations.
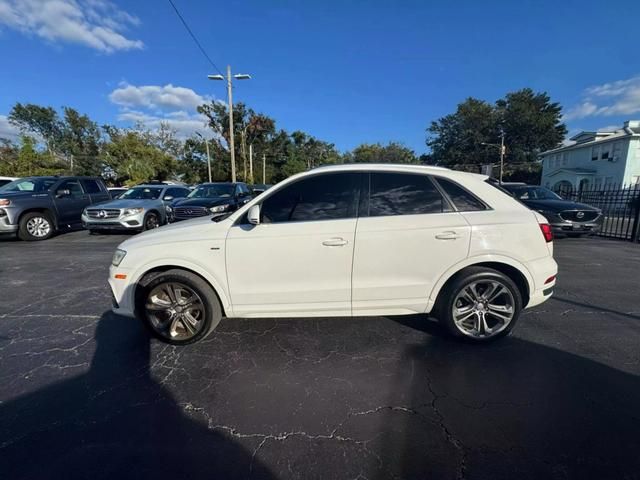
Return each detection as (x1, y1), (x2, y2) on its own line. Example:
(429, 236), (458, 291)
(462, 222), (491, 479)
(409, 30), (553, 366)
(109, 164), (557, 345)
(0, 176), (18, 188)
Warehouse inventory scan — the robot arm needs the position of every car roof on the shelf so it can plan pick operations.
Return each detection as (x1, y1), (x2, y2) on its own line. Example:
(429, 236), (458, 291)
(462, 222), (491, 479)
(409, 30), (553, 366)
(304, 163), (488, 181)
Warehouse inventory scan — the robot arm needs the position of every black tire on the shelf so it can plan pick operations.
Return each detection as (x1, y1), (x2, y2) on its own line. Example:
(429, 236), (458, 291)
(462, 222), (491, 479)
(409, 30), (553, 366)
(18, 211), (55, 241)
(137, 269), (222, 345)
(435, 267), (522, 343)
(143, 211), (160, 231)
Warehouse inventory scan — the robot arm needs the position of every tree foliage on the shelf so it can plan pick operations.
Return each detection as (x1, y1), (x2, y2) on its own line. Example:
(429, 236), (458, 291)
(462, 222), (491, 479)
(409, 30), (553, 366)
(346, 142), (418, 164)
(427, 88), (567, 170)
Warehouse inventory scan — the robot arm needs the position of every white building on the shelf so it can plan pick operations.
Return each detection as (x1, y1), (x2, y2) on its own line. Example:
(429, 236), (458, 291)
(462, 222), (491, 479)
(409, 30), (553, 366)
(540, 120), (640, 191)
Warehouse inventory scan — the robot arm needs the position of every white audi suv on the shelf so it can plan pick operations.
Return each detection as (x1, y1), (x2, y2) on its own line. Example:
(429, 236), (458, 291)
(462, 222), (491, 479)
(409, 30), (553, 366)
(109, 164), (557, 344)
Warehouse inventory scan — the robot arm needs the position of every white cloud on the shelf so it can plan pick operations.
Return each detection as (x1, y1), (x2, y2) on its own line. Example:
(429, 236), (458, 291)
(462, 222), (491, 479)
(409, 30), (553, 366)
(0, 114), (21, 140)
(564, 75), (640, 120)
(0, 0), (143, 53)
(109, 83), (211, 111)
(109, 83), (217, 139)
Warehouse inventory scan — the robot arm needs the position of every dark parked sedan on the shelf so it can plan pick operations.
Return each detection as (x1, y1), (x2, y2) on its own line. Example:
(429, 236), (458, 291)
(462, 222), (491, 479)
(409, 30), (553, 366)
(503, 184), (602, 236)
(169, 182), (253, 221)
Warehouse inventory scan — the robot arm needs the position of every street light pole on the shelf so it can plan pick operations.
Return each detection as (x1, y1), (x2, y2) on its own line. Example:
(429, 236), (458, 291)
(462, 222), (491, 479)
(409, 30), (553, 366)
(195, 132), (212, 183)
(208, 66), (251, 183)
(499, 130), (505, 185)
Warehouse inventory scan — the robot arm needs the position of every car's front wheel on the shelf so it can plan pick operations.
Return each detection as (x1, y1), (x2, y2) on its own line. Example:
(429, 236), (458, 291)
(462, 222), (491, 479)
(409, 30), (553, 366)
(18, 211), (55, 241)
(138, 269), (222, 345)
(437, 267), (522, 342)
(143, 212), (160, 231)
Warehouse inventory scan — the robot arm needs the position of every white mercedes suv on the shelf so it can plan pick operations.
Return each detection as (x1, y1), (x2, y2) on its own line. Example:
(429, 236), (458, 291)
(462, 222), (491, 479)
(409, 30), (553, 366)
(109, 164), (557, 344)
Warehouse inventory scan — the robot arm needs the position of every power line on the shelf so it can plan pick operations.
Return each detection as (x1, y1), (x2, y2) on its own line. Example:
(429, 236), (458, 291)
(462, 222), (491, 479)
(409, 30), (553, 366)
(167, 0), (224, 77)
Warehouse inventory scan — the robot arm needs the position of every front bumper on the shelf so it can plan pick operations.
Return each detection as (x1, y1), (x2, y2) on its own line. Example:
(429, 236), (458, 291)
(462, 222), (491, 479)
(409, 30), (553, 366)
(108, 265), (136, 317)
(0, 208), (19, 233)
(82, 212), (145, 230)
(550, 221), (601, 234)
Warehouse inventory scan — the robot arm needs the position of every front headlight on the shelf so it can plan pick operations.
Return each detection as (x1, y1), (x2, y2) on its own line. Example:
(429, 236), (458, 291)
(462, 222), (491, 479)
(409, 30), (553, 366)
(123, 207), (144, 216)
(166, 205), (173, 213)
(209, 204), (229, 213)
(0, 198), (10, 206)
(112, 249), (127, 266)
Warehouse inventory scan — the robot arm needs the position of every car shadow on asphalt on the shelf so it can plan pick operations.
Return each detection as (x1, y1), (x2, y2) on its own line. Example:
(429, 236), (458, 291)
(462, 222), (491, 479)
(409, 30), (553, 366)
(0, 312), (276, 480)
(374, 315), (640, 479)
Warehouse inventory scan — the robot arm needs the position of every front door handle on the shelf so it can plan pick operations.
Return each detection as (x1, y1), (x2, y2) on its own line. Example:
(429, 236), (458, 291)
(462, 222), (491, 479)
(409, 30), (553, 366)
(322, 237), (348, 247)
(435, 231), (461, 240)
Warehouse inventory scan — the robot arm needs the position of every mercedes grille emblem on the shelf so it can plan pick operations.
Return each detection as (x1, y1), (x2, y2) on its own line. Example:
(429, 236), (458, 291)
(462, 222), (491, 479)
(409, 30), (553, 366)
(98, 210), (107, 218)
(187, 209), (193, 215)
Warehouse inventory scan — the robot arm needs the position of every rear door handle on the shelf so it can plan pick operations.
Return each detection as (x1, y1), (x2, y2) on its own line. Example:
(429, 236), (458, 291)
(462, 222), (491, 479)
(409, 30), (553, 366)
(435, 231), (461, 240)
(322, 237), (348, 247)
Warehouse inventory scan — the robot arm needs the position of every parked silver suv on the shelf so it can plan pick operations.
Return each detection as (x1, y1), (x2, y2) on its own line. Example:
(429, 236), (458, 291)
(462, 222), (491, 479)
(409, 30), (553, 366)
(82, 184), (189, 233)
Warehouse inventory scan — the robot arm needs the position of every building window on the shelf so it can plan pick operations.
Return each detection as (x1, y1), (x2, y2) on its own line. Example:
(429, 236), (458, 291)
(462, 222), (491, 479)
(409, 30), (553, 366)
(562, 153), (568, 166)
(601, 145), (610, 160)
(612, 141), (622, 162)
(591, 145), (600, 161)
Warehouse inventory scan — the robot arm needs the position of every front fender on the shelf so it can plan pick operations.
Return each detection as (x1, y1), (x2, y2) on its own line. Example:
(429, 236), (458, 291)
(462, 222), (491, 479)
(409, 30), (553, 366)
(127, 257), (232, 315)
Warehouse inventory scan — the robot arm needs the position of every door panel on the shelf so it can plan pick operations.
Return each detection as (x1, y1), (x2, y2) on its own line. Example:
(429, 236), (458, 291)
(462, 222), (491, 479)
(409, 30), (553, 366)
(54, 180), (91, 226)
(352, 213), (471, 314)
(226, 219), (356, 316)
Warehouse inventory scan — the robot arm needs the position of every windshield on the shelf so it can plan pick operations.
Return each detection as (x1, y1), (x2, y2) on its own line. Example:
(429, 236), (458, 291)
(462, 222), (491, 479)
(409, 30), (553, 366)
(188, 184), (234, 198)
(120, 187), (163, 200)
(0, 178), (57, 193)
(507, 186), (562, 201)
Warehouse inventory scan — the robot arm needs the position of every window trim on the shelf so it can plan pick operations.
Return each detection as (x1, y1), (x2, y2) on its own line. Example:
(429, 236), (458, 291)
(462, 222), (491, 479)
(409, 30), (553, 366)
(432, 175), (491, 212)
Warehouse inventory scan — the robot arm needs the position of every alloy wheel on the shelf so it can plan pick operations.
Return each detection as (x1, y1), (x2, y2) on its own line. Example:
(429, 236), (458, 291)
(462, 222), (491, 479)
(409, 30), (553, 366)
(145, 214), (159, 230)
(145, 282), (206, 340)
(451, 280), (515, 339)
(26, 216), (51, 238)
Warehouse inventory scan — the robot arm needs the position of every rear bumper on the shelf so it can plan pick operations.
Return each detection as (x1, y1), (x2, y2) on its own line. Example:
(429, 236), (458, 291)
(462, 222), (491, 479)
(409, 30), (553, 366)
(525, 255), (558, 308)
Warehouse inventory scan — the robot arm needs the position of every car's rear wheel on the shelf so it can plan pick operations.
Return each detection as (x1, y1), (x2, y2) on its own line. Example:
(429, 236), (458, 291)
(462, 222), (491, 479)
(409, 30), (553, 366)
(18, 211), (54, 241)
(143, 212), (160, 231)
(138, 269), (222, 345)
(437, 267), (522, 342)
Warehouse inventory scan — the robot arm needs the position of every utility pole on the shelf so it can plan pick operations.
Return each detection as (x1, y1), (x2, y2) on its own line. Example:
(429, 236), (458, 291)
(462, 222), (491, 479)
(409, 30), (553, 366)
(249, 143), (254, 184)
(499, 130), (506, 185)
(195, 132), (212, 182)
(262, 153), (266, 184)
(208, 66), (251, 183)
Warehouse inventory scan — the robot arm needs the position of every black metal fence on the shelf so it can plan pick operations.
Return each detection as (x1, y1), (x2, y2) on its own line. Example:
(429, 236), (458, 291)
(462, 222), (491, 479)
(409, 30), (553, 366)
(557, 184), (640, 241)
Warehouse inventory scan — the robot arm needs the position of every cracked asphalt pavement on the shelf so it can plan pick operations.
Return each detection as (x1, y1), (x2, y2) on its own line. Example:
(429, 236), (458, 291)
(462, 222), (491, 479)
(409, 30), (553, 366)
(1, 232), (640, 479)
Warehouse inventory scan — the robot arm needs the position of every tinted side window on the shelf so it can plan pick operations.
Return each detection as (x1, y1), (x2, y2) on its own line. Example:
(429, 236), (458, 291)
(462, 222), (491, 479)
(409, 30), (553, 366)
(82, 179), (102, 194)
(368, 173), (450, 216)
(166, 187), (188, 198)
(58, 180), (84, 197)
(435, 177), (487, 211)
(261, 173), (359, 223)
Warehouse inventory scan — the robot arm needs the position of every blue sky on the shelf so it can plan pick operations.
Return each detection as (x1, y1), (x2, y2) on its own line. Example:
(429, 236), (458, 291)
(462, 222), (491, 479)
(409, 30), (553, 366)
(0, 0), (638, 153)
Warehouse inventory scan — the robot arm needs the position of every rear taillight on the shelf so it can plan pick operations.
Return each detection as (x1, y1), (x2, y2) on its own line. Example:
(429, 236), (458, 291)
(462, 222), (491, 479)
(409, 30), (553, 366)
(540, 223), (553, 243)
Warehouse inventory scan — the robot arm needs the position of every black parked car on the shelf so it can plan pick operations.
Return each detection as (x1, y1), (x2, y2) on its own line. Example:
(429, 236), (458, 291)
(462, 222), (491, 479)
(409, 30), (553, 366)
(169, 182), (253, 221)
(0, 176), (110, 241)
(502, 184), (602, 237)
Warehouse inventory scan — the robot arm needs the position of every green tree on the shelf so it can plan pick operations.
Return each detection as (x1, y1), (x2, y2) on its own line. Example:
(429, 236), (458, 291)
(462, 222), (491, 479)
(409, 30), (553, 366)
(427, 98), (499, 167)
(348, 142), (418, 164)
(8, 103), (62, 157)
(496, 88), (567, 163)
(60, 107), (102, 176)
(101, 126), (176, 185)
(426, 89), (567, 171)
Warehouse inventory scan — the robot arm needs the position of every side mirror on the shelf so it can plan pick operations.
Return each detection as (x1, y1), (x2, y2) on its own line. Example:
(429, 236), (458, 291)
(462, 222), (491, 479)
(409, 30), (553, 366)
(163, 195), (174, 201)
(247, 204), (260, 225)
(56, 189), (71, 198)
